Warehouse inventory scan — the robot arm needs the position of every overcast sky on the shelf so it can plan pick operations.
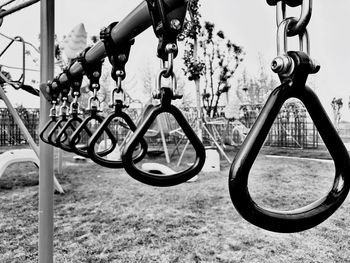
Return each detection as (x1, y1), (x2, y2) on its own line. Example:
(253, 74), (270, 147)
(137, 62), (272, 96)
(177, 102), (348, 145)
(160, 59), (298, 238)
(1, 0), (350, 119)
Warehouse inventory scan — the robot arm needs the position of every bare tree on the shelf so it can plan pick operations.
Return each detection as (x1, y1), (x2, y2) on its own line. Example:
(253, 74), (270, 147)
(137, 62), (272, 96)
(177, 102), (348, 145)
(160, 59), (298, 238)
(331, 97), (343, 132)
(182, 19), (244, 118)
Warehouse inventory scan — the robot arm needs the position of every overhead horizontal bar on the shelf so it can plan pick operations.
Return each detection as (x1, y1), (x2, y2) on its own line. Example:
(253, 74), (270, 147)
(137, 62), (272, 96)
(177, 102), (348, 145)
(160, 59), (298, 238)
(0, 0), (40, 19)
(67, 0), (186, 77)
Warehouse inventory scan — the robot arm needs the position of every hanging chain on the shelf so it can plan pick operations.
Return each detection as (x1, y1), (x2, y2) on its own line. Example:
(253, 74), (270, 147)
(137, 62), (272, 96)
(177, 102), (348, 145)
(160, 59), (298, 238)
(146, 0), (187, 101)
(46, 78), (61, 118)
(270, 0), (319, 77)
(153, 43), (182, 100)
(68, 71), (83, 116)
(275, 0), (312, 37)
(100, 22), (134, 109)
(58, 72), (70, 118)
(77, 48), (103, 111)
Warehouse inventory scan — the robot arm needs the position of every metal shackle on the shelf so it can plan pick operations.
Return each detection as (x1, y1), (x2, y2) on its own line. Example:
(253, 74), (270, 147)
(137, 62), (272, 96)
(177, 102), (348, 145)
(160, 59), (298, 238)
(161, 43), (177, 78)
(153, 68), (178, 99)
(87, 96), (101, 111)
(59, 100), (69, 116)
(271, 17), (310, 76)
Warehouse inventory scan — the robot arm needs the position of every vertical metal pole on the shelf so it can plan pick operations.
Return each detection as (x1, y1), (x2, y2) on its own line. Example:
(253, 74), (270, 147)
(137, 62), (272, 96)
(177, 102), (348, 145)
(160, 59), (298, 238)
(57, 148), (63, 175)
(39, 0), (55, 262)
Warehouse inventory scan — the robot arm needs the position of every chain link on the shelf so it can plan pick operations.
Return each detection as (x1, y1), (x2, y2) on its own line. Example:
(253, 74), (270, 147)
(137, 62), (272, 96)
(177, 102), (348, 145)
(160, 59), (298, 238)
(271, 0), (319, 76)
(276, 0), (312, 36)
(153, 43), (182, 100)
(49, 100), (57, 118)
(110, 70), (126, 107)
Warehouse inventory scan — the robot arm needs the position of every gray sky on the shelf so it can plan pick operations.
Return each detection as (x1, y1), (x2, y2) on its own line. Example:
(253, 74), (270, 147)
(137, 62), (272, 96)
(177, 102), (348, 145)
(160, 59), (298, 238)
(1, 0), (350, 119)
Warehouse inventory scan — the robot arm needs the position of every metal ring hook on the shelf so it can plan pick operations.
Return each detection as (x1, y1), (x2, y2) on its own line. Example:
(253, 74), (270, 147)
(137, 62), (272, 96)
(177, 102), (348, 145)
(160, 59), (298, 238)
(39, 113), (57, 145)
(122, 87), (205, 187)
(47, 115), (69, 147)
(229, 52), (350, 233)
(56, 114), (84, 152)
(40, 101), (58, 145)
(68, 111), (117, 158)
(87, 109), (148, 168)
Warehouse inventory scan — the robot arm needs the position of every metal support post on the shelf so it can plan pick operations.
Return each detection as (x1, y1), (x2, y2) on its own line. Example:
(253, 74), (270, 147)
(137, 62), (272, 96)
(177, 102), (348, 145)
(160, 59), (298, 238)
(39, 0), (55, 262)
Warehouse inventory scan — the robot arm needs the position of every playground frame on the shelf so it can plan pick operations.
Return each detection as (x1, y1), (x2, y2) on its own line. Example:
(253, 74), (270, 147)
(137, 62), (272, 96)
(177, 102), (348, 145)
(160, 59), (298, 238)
(36, 1), (187, 262)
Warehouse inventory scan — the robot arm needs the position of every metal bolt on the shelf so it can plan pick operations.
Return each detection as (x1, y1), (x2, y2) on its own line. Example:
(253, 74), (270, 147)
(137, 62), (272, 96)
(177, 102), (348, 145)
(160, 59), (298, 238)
(93, 71), (100, 78)
(116, 70), (125, 77)
(271, 55), (294, 76)
(152, 91), (161, 99)
(271, 56), (285, 73)
(118, 54), (127, 62)
(52, 82), (58, 88)
(170, 19), (182, 31)
(165, 43), (178, 54)
(173, 92), (183, 100)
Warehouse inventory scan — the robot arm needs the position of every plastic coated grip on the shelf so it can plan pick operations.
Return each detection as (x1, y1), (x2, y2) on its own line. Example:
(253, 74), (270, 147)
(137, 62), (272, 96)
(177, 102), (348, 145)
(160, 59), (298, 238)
(39, 118), (56, 144)
(47, 117), (68, 147)
(69, 112), (117, 158)
(87, 110), (148, 168)
(56, 116), (85, 152)
(229, 81), (350, 233)
(122, 89), (205, 187)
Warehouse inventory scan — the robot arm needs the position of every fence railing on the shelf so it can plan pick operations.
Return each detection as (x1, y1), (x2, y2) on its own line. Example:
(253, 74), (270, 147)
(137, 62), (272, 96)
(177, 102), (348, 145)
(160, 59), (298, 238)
(0, 107), (40, 146)
(0, 104), (319, 149)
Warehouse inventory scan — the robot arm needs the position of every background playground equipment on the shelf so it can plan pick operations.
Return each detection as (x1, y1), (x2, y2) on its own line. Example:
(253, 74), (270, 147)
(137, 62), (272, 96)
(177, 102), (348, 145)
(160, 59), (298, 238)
(0, 104), (320, 149)
(0, 37), (64, 194)
(0, 0), (39, 23)
(202, 146), (220, 172)
(0, 148), (63, 192)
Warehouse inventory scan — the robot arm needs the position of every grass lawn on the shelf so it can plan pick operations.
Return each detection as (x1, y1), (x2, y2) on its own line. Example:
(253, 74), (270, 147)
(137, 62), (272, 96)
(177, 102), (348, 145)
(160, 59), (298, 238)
(0, 146), (349, 262)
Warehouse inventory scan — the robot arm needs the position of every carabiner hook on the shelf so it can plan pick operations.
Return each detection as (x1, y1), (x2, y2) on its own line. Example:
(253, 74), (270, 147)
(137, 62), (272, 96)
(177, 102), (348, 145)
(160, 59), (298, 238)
(228, 51), (350, 233)
(122, 87), (205, 187)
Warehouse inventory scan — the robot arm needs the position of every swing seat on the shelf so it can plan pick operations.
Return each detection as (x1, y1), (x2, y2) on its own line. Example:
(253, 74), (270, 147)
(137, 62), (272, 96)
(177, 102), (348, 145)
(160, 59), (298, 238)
(0, 149), (64, 193)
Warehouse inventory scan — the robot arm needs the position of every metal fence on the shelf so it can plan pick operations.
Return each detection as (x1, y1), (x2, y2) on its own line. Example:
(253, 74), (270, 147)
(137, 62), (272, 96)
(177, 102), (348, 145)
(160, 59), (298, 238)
(0, 107), (40, 146)
(0, 102), (319, 149)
